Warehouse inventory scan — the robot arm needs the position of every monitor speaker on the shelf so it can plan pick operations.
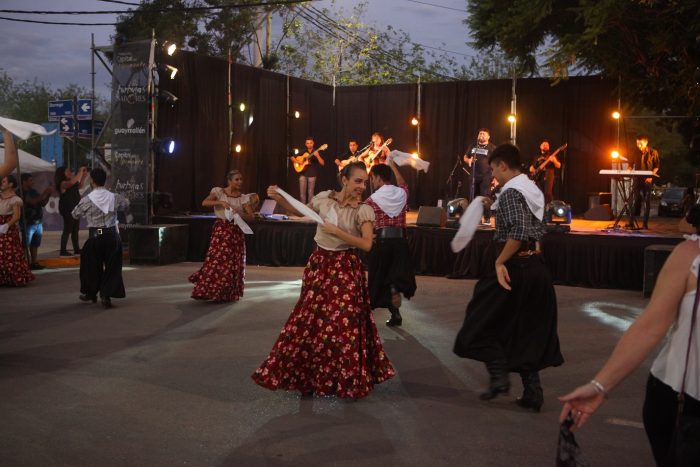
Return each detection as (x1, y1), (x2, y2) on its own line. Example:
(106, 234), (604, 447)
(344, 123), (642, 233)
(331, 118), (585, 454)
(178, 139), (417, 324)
(416, 206), (446, 227)
(583, 204), (613, 221)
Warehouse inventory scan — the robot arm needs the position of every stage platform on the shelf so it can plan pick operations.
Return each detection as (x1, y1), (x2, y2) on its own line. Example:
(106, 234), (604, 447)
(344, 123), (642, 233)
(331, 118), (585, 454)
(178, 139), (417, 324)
(153, 213), (685, 291)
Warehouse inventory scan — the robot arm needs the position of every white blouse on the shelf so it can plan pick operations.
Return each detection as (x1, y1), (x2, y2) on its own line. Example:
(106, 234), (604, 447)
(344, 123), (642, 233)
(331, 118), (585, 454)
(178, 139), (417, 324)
(650, 247), (700, 400)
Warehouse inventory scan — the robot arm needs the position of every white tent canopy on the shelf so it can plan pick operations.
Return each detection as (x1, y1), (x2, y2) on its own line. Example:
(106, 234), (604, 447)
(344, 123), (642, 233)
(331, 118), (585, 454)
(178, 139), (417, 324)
(0, 147), (55, 173)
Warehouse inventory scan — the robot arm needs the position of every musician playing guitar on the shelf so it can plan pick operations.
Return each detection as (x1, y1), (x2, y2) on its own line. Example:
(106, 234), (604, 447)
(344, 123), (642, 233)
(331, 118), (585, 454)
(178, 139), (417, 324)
(360, 132), (391, 170)
(334, 139), (365, 172)
(291, 137), (326, 204)
(529, 140), (566, 205)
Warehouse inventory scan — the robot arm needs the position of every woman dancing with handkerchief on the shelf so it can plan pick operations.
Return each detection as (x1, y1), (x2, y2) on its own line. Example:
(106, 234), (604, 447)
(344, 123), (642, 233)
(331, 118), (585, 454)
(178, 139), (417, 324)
(252, 161), (395, 399)
(189, 169), (254, 302)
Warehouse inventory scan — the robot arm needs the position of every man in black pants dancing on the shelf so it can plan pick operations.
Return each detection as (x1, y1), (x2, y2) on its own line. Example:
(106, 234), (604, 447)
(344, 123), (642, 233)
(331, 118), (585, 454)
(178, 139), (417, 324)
(454, 143), (564, 411)
(71, 168), (129, 308)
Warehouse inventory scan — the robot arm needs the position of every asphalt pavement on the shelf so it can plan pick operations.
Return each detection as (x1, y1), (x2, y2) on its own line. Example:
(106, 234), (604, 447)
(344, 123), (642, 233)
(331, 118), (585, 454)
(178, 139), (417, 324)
(0, 259), (655, 466)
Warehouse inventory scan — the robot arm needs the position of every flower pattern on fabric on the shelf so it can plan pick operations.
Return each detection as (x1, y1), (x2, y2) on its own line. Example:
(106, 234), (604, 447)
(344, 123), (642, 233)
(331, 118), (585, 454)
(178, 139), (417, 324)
(0, 214), (35, 286)
(189, 219), (246, 302)
(252, 248), (395, 399)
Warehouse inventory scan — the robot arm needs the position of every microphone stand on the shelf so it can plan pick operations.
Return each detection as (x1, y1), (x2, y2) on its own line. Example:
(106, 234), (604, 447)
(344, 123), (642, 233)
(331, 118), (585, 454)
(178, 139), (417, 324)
(446, 155), (468, 200)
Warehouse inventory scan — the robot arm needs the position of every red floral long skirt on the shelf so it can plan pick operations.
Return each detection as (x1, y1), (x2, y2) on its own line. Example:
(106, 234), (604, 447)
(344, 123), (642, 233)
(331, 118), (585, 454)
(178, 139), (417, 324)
(0, 215), (35, 286)
(189, 219), (245, 302)
(252, 248), (395, 399)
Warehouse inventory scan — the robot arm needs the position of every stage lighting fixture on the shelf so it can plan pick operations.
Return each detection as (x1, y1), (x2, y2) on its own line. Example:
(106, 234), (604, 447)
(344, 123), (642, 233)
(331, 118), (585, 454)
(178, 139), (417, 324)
(163, 41), (177, 56)
(612, 111), (621, 120)
(507, 114), (516, 123)
(163, 64), (178, 79)
(248, 115), (254, 126)
(239, 103), (246, 112)
(154, 138), (176, 156)
(294, 111), (301, 119)
(293, 148), (299, 155)
(446, 198), (469, 218)
(159, 90), (179, 104)
(234, 144), (242, 153)
(544, 200), (572, 232)
(611, 150), (620, 159)
(411, 117), (419, 126)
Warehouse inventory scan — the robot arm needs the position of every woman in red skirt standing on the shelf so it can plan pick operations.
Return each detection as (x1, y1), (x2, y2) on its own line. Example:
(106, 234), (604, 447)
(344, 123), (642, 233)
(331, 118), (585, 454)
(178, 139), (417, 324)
(0, 175), (34, 286)
(252, 162), (395, 399)
(189, 170), (253, 302)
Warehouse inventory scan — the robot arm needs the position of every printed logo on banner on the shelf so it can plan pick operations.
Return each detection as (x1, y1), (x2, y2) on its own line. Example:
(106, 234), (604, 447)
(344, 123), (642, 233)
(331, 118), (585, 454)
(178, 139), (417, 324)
(115, 51), (148, 69)
(117, 85), (148, 104)
(114, 118), (147, 135)
(113, 149), (146, 168)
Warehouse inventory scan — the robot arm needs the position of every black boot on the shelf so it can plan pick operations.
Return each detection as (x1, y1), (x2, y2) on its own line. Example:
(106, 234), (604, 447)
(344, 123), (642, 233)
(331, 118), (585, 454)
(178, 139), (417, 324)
(515, 371), (544, 412)
(479, 360), (510, 400)
(386, 306), (402, 326)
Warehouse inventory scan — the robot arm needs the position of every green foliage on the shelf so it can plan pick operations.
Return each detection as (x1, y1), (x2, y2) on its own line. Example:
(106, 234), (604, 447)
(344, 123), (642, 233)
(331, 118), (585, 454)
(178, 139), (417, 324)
(0, 70), (108, 165)
(114, 0), (289, 62)
(465, 0), (700, 117)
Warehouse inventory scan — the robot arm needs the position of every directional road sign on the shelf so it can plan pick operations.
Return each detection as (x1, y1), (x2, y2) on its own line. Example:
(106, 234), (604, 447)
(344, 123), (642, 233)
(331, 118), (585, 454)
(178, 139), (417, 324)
(48, 100), (74, 121)
(58, 117), (74, 137)
(78, 120), (104, 139)
(77, 99), (93, 120)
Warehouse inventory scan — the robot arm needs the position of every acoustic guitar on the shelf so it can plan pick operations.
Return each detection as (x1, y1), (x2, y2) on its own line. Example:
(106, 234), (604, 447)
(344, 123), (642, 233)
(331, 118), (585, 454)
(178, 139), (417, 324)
(363, 138), (393, 167)
(292, 144), (328, 173)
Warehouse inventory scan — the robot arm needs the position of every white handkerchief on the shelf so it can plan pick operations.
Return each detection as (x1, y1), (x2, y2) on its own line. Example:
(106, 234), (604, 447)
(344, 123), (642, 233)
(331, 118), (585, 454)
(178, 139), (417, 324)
(388, 150), (431, 173)
(451, 196), (484, 252)
(224, 207), (235, 221)
(0, 223), (8, 235)
(0, 116), (57, 140)
(325, 206), (338, 225)
(233, 213), (254, 235)
(275, 188), (324, 224)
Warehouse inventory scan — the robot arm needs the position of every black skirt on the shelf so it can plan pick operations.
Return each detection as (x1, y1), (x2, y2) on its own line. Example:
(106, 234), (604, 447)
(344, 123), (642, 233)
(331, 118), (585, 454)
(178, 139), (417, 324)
(368, 237), (417, 309)
(453, 254), (564, 372)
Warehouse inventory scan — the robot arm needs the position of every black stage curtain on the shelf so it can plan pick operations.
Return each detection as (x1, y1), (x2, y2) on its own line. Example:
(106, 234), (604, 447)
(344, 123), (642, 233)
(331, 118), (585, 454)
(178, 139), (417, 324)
(156, 52), (616, 215)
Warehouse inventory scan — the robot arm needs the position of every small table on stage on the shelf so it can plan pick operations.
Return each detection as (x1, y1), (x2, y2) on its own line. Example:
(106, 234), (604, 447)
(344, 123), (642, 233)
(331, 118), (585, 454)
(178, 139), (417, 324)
(599, 169), (654, 230)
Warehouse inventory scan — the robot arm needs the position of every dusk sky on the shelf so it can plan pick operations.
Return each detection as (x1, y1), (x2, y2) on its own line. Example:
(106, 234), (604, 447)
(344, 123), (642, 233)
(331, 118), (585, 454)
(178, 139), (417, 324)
(0, 0), (475, 100)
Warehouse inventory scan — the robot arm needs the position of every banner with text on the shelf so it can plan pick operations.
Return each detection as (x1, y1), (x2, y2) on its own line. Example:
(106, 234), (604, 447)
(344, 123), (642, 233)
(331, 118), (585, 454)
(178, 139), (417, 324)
(111, 39), (154, 225)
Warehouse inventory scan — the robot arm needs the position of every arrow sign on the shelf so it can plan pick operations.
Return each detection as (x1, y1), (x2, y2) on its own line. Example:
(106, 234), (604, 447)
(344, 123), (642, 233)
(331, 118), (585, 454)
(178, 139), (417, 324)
(59, 117), (75, 137)
(48, 100), (73, 121)
(77, 99), (93, 120)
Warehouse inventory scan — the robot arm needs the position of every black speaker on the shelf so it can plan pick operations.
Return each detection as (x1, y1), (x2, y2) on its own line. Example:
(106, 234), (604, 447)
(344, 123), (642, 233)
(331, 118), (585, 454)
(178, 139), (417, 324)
(417, 206), (446, 227)
(584, 204), (614, 220)
(643, 244), (675, 297)
(128, 224), (189, 265)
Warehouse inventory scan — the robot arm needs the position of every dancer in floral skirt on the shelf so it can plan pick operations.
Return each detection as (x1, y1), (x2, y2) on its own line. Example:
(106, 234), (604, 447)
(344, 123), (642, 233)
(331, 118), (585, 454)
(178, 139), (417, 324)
(252, 162), (395, 399)
(0, 175), (34, 286)
(189, 170), (254, 302)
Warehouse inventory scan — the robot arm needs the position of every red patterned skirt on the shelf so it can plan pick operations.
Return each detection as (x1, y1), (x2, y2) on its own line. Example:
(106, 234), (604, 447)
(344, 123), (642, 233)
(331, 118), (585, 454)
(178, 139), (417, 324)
(252, 248), (395, 399)
(0, 214), (35, 286)
(189, 219), (246, 302)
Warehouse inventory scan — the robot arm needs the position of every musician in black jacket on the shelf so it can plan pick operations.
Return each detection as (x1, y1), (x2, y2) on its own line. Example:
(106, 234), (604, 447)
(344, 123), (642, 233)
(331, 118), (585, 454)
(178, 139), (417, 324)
(631, 134), (660, 229)
(528, 140), (561, 205)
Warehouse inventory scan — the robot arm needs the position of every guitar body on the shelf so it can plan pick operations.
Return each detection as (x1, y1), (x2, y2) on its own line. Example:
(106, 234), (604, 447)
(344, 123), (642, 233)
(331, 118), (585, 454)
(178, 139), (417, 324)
(292, 144), (328, 173)
(364, 138), (393, 170)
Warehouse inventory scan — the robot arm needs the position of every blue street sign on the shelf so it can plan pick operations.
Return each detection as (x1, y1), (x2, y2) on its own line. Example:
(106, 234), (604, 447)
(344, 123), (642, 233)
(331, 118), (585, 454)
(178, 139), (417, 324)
(77, 99), (93, 120)
(77, 120), (104, 139)
(48, 100), (73, 121)
(58, 117), (74, 137)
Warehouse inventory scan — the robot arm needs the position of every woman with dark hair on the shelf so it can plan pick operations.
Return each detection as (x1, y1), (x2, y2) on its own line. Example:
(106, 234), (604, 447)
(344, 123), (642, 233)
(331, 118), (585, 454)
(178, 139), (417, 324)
(189, 169), (254, 302)
(54, 165), (87, 256)
(0, 175), (34, 286)
(560, 204), (700, 466)
(252, 162), (395, 399)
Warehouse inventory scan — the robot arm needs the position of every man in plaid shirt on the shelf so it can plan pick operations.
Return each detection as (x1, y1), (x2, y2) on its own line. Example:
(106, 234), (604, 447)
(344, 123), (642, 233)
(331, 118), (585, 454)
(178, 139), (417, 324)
(365, 159), (417, 326)
(454, 143), (563, 412)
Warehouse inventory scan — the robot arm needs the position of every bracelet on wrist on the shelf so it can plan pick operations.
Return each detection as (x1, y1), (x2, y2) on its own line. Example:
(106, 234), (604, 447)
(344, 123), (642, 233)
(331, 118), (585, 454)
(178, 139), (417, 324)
(590, 379), (608, 398)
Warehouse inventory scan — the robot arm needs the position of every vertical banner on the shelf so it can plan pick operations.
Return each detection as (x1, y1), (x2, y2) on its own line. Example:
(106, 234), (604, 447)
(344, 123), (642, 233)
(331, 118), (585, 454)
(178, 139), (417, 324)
(111, 40), (154, 225)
